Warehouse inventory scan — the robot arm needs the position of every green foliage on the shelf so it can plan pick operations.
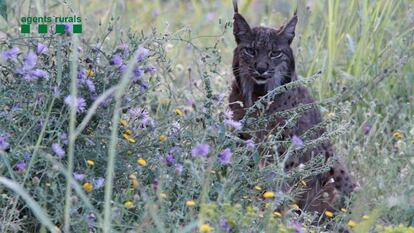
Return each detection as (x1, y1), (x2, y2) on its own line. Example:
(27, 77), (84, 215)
(0, 0), (413, 232)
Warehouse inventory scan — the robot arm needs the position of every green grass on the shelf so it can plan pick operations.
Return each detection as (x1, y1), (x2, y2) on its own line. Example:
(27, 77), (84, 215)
(0, 0), (414, 232)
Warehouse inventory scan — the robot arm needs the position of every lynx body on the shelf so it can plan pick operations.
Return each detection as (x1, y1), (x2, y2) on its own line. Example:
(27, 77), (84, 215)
(229, 1), (356, 213)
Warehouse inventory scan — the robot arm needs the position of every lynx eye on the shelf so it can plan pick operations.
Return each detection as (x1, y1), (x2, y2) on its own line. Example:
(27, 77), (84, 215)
(243, 48), (256, 57)
(270, 51), (283, 59)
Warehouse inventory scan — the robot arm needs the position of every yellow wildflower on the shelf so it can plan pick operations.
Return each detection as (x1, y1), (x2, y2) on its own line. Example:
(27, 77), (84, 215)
(86, 160), (94, 167)
(362, 215), (369, 220)
(131, 179), (139, 189)
(122, 133), (130, 140)
(289, 204), (300, 209)
(324, 210), (334, 218)
(86, 69), (95, 77)
(273, 211), (282, 217)
(159, 192), (167, 198)
(199, 224), (214, 233)
(83, 182), (93, 193)
(175, 108), (184, 116)
(393, 131), (403, 140)
(254, 185), (262, 191)
(340, 208), (347, 213)
(86, 127), (93, 135)
(124, 129), (132, 135)
(137, 158), (147, 166)
(186, 200), (196, 207)
(124, 201), (134, 209)
(120, 119), (127, 127)
(300, 180), (307, 187)
(263, 191), (275, 199)
(326, 112), (335, 118)
(347, 220), (357, 228)
(159, 134), (167, 142)
(129, 174), (139, 189)
(127, 137), (136, 143)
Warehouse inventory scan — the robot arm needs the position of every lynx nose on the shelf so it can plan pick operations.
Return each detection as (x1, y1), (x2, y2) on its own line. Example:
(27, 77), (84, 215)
(255, 62), (269, 75)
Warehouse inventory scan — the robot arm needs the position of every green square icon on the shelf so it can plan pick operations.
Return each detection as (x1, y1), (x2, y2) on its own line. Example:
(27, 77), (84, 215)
(73, 24), (82, 33)
(21, 24), (30, 33)
(38, 24), (48, 33)
(55, 24), (65, 34)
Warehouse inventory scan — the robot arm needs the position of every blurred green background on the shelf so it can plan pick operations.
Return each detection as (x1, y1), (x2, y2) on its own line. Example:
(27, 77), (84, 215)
(1, 0), (414, 231)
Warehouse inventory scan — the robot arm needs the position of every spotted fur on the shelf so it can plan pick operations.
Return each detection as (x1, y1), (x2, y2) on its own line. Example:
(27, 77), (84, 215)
(229, 1), (356, 214)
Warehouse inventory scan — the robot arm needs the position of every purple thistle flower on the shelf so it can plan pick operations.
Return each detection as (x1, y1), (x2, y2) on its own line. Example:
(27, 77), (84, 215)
(169, 122), (181, 135)
(169, 146), (179, 154)
(24, 69), (49, 81)
(218, 148), (232, 165)
(119, 64), (127, 73)
(214, 93), (225, 102)
(23, 51), (37, 70)
(165, 154), (176, 166)
(31, 69), (49, 78)
(78, 68), (87, 80)
(152, 179), (159, 190)
(118, 43), (129, 57)
(64, 24), (72, 33)
(60, 133), (68, 145)
(37, 119), (44, 129)
(287, 221), (304, 233)
(175, 164), (183, 175)
(140, 82), (149, 92)
(132, 66), (144, 81)
(224, 119), (242, 130)
(224, 109), (234, 119)
(363, 123), (371, 135)
(93, 177), (105, 189)
(219, 218), (231, 232)
(292, 135), (304, 148)
(86, 213), (96, 230)
(128, 106), (145, 118)
(15, 160), (26, 171)
(245, 139), (255, 149)
(1, 47), (20, 61)
(77, 69), (95, 92)
(110, 55), (123, 67)
(16, 51), (48, 81)
(36, 43), (48, 55)
(128, 107), (154, 128)
(136, 46), (149, 62)
(64, 95), (87, 113)
(191, 144), (210, 157)
(0, 135), (10, 151)
(145, 64), (156, 75)
(23, 152), (32, 161)
(85, 79), (96, 93)
(73, 172), (85, 181)
(52, 143), (65, 158)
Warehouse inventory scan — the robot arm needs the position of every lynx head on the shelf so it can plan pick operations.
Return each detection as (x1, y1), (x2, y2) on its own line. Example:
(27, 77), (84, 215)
(232, 2), (297, 106)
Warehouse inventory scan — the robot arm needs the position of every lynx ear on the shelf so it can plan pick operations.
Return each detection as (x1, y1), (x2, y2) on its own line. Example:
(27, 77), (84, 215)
(279, 13), (298, 44)
(233, 13), (252, 43)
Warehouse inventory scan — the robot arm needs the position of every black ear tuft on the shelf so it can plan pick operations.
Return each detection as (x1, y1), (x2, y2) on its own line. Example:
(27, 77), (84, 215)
(233, 13), (252, 43)
(233, 0), (238, 13)
(279, 14), (298, 44)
